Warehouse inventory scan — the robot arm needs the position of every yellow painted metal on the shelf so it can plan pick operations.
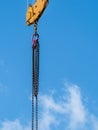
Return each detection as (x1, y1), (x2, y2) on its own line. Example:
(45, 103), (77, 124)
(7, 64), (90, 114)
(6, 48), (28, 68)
(26, 0), (48, 26)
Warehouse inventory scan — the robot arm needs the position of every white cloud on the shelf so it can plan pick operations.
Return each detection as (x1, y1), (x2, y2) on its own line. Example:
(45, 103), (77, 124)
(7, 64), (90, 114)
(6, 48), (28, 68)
(39, 111), (57, 130)
(65, 85), (87, 129)
(40, 95), (66, 113)
(0, 119), (31, 130)
(39, 83), (98, 130)
(0, 82), (98, 130)
(39, 84), (87, 130)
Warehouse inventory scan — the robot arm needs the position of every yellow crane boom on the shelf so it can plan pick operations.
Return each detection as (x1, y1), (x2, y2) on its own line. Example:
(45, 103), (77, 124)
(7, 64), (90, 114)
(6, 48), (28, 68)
(26, 0), (48, 26)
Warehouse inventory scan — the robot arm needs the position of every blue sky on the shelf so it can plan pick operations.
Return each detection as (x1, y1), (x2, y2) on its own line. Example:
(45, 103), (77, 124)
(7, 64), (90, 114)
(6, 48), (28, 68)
(0, 0), (98, 130)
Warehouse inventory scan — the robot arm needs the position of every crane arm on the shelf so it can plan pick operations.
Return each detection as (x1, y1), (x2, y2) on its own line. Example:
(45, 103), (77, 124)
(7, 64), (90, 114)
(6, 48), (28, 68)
(26, 0), (48, 26)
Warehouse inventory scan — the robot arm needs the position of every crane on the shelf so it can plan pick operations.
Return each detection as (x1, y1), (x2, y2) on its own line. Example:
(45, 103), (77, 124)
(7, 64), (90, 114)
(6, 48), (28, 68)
(26, 1), (48, 130)
(26, 0), (48, 25)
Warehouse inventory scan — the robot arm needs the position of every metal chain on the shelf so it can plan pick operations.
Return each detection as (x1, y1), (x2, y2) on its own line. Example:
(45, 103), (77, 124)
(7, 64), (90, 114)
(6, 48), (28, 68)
(33, 42), (39, 96)
(32, 45), (35, 130)
(35, 42), (39, 96)
(35, 42), (39, 130)
(36, 96), (38, 130)
(34, 22), (38, 35)
(32, 22), (39, 130)
(32, 90), (34, 130)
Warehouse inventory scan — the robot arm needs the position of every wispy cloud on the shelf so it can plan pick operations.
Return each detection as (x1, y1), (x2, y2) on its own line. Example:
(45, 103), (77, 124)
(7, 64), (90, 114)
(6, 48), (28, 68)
(0, 119), (31, 130)
(0, 82), (98, 130)
(39, 84), (87, 130)
(65, 85), (87, 129)
(39, 83), (98, 130)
